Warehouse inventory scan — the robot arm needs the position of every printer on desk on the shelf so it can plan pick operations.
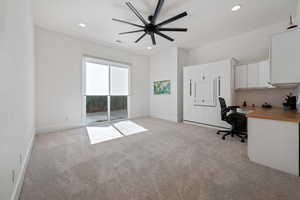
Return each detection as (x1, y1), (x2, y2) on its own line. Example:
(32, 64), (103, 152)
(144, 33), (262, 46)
(262, 102), (272, 109)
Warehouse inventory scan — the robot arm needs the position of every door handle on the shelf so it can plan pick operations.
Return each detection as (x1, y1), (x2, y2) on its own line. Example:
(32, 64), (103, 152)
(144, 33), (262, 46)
(194, 82), (197, 103)
(218, 76), (221, 96)
(194, 82), (197, 98)
(189, 79), (192, 96)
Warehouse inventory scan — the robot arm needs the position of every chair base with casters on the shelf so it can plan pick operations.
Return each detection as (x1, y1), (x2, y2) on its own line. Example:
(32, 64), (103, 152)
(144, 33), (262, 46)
(217, 129), (247, 143)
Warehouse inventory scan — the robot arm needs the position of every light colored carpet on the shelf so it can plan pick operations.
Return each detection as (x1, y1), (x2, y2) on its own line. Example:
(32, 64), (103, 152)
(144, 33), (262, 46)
(20, 117), (300, 200)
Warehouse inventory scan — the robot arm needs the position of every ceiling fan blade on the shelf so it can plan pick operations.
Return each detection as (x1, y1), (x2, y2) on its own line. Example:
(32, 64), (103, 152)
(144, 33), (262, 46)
(152, 0), (165, 23)
(112, 18), (144, 28)
(150, 32), (156, 45)
(135, 32), (147, 43)
(155, 31), (174, 42)
(125, 2), (148, 25)
(158, 28), (187, 32)
(156, 12), (188, 27)
(119, 30), (145, 35)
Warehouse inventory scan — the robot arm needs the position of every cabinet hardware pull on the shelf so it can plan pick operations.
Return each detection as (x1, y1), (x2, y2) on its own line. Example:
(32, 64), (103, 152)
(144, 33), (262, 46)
(218, 76), (221, 96)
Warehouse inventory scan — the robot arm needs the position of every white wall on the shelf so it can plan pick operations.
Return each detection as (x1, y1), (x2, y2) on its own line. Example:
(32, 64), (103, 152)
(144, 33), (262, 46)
(236, 88), (295, 107)
(35, 27), (150, 133)
(188, 22), (286, 65)
(149, 47), (188, 122)
(150, 47), (179, 122)
(0, 0), (35, 199)
(297, 0), (300, 23)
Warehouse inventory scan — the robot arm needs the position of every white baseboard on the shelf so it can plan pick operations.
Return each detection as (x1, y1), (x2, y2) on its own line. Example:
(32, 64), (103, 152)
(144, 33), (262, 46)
(36, 116), (153, 135)
(149, 114), (178, 123)
(183, 120), (230, 130)
(10, 134), (35, 200)
(36, 121), (86, 134)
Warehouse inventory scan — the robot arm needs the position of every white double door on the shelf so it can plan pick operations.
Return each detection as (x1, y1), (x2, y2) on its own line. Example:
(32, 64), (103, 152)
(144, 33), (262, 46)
(183, 59), (234, 128)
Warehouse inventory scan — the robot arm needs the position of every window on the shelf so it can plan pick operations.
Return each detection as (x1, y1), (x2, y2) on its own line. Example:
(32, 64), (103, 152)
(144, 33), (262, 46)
(83, 57), (129, 123)
(85, 62), (109, 96)
(110, 66), (129, 96)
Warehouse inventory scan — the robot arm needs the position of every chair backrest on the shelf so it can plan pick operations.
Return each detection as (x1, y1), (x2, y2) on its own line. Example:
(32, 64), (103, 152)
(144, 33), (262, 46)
(219, 97), (228, 121)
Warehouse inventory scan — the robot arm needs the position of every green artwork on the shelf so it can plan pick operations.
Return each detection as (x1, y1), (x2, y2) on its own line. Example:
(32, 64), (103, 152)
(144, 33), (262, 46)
(153, 80), (171, 95)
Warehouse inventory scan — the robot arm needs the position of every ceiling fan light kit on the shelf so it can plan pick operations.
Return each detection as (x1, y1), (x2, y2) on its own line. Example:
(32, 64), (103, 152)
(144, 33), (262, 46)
(112, 0), (188, 45)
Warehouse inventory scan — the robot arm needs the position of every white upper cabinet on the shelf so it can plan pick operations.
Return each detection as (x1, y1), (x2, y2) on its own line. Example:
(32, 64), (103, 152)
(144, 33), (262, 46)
(271, 28), (300, 84)
(247, 63), (260, 88)
(235, 60), (271, 89)
(235, 65), (247, 89)
(258, 60), (271, 88)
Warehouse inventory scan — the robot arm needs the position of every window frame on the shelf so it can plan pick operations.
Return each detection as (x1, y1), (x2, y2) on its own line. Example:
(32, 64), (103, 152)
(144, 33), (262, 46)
(82, 56), (131, 123)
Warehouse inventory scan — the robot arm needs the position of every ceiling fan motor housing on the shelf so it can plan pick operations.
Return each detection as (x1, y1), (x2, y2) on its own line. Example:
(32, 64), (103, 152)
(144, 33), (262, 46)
(145, 23), (157, 34)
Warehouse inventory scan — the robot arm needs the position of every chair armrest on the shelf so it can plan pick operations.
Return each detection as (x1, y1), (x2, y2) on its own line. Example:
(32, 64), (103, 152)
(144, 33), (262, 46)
(228, 106), (240, 111)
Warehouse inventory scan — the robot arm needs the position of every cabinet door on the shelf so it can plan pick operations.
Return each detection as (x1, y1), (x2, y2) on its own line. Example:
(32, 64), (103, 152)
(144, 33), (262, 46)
(247, 63), (259, 88)
(235, 65), (247, 89)
(184, 68), (197, 103)
(271, 29), (300, 84)
(258, 60), (271, 88)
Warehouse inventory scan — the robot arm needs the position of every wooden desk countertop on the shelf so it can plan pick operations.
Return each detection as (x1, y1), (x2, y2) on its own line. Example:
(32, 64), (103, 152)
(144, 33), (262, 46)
(242, 106), (300, 123)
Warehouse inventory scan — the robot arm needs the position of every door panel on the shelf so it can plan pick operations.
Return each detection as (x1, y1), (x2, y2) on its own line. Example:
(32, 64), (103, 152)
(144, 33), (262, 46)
(183, 60), (232, 128)
(110, 66), (129, 96)
(85, 62), (109, 96)
(194, 73), (217, 107)
(110, 96), (128, 120)
(258, 60), (271, 88)
(86, 96), (108, 123)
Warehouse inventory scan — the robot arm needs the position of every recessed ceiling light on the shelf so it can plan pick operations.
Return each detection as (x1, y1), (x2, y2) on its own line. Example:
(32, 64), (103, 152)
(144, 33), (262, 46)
(231, 5), (241, 12)
(78, 23), (87, 28)
(147, 46), (152, 50)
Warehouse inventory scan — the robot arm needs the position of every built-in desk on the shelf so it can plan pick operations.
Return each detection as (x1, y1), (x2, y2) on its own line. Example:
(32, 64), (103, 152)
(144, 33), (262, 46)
(244, 106), (300, 123)
(243, 106), (300, 176)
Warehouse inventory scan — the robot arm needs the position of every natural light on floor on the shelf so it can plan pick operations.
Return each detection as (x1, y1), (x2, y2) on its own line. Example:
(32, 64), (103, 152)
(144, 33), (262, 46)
(113, 120), (148, 136)
(86, 126), (123, 145)
(86, 121), (148, 145)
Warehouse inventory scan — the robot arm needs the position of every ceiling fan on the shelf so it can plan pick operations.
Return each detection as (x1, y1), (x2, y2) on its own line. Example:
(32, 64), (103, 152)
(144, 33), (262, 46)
(112, 0), (188, 45)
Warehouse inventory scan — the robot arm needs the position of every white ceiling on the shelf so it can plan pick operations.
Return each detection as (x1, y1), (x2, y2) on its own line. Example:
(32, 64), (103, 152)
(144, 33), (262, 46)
(33, 0), (298, 55)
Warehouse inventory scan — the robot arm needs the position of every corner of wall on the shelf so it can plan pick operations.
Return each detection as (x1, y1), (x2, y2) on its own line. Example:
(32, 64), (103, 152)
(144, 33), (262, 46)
(297, 0), (300, 24)
(177, 48), (189, 122)
(10, 135), (35, 200)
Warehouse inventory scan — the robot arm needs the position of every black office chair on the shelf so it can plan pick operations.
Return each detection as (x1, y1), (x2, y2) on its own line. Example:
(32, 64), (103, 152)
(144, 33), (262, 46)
(217, 97), (248, 143)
